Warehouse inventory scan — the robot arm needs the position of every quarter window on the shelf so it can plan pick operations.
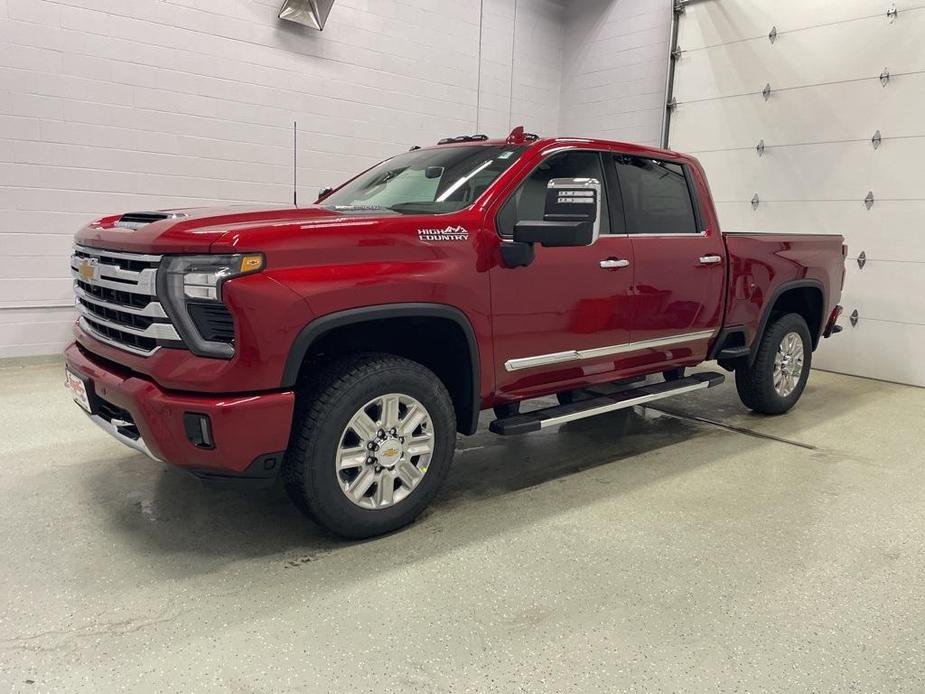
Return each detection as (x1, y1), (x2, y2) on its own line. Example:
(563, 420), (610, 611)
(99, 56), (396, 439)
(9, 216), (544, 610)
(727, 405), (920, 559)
(613, 155), (697, 234)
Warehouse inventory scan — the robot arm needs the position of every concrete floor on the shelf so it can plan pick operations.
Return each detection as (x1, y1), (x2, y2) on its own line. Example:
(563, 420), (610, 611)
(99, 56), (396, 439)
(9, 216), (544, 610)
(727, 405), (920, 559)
(1, 361), (923, 693)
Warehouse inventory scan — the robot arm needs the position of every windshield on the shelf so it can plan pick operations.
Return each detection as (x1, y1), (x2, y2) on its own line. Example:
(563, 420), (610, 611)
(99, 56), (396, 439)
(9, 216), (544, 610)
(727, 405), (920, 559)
(321, 145), (527, 215)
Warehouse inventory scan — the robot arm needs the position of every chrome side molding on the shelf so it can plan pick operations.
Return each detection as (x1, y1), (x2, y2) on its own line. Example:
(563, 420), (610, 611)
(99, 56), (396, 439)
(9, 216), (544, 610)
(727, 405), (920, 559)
(504, 329), (716, 372)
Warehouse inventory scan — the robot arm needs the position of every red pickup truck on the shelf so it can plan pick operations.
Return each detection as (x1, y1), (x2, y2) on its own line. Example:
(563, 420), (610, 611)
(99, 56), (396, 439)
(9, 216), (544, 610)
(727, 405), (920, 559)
(64, 127), (846, 538)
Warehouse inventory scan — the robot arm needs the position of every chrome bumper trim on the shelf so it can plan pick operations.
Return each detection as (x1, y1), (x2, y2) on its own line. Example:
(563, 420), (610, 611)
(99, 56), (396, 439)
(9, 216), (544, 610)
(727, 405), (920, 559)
(87, 413), (161, 462)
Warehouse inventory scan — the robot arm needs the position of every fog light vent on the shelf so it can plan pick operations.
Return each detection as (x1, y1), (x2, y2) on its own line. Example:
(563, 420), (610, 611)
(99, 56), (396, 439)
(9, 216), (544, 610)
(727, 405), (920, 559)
(183, 412), (215, 449)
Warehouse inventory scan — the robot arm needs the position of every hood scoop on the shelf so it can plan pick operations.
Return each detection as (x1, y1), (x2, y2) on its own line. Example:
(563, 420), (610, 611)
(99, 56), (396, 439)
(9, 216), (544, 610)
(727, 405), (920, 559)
(115, 211), (188, 230)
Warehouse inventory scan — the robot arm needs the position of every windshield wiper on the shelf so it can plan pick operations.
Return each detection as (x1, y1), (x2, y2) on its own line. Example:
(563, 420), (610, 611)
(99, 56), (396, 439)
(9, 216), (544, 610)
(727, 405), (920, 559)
(389, 202), (459, 214)
(330, 204), (386, 211)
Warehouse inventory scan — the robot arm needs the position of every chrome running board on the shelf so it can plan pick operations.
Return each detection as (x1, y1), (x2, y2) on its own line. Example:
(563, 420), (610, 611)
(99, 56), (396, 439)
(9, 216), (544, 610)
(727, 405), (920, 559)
(489, 372), (725, 435)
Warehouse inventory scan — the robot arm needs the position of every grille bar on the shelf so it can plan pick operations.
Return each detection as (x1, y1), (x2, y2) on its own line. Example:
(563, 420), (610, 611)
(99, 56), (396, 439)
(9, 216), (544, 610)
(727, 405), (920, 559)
(69, 267), (157, 295)
(76, 303), (180, 340)
(74, 244), (162, 263)
(74, 283), (168, 318)
(78, 317), (159, 356)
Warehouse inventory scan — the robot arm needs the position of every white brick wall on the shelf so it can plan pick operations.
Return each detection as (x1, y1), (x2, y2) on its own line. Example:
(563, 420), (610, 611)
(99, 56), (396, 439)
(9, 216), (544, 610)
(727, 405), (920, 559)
(559, 0), (671, 146)
(0, 0), (566, 357)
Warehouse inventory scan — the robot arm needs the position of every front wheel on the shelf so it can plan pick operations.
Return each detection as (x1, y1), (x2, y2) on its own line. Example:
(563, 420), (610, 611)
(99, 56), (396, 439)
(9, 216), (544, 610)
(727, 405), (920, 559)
(735, 313), (812, 415)
(283, 354), (456, 539)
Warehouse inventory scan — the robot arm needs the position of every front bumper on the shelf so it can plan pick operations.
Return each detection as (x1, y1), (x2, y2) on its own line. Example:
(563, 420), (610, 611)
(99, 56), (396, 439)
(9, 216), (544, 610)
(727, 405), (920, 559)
(65, 342), (295, 477)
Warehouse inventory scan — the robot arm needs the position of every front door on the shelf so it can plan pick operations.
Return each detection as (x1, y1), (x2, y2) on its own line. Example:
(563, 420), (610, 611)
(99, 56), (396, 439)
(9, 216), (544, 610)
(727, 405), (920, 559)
(489, 149), (635, 399)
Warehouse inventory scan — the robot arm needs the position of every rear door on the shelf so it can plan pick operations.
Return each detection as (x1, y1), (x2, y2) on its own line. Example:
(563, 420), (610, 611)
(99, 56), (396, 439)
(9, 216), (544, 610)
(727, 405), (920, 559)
(610, 154), (725, 369)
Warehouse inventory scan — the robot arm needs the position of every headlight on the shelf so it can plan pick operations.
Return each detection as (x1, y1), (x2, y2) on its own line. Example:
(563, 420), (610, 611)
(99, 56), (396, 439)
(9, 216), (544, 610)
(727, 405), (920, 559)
(157, 254), (265, 358)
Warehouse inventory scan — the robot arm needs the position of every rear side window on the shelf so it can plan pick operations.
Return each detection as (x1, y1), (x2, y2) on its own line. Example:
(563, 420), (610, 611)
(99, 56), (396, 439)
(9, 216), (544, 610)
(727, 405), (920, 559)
(612, 155), (697, 234)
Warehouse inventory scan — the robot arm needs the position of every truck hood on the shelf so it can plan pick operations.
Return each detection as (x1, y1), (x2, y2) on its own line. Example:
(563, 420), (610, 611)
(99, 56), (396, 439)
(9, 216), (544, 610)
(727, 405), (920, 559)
(74, 205), (386, 254)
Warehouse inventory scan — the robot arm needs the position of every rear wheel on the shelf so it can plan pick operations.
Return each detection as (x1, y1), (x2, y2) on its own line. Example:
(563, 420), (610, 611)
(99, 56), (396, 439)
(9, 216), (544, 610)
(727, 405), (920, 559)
(735, 313), (812, 415)
(283, 354), (456, 539)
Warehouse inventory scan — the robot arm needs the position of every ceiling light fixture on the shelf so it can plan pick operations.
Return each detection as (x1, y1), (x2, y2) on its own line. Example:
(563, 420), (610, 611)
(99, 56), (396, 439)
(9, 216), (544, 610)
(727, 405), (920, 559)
(278, 0), (335, 30)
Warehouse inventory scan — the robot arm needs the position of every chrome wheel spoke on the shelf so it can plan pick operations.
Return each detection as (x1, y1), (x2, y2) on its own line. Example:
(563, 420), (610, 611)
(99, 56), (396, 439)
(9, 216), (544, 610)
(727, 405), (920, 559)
(337, 446), (367, 470)
(374, 472), (395, 506)
(346, 466), (376, 501)
(396, 460), (423, 488)
(381, 395), (401, 430)
(350, 411), (379, 441)
(406, 435), (433, 458)
(401, 406), (427, 436)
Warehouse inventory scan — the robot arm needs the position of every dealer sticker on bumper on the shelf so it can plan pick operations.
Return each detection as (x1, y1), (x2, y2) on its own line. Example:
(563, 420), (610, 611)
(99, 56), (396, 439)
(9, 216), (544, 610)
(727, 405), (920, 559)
(65, 368), (92, 413)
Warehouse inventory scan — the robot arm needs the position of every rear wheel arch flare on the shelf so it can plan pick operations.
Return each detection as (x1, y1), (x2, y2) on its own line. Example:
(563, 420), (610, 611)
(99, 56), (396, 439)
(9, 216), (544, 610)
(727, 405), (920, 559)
(751, 280), (825, 364)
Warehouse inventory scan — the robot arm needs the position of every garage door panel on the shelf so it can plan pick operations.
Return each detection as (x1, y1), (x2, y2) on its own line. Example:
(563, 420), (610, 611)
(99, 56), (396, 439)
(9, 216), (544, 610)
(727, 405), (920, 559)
(674, 10), (925, 102)
(696, 139), (925, 202)
(672, 72), (925, 152)
(814, 320), (925, 387)
(678, 0), (888, 51)
(0, 306), (74, 358)
(0, 278), (73, 306)
(673, 2), (924, 387)
(840, 262), (925, 324)
(714, 201), (925, 263)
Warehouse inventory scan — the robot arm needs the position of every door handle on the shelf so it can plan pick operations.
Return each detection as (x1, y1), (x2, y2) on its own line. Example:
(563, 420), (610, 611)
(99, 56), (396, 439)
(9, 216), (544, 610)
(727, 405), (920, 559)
(600, 258), (630, 269)
(698, 255), (722, 265)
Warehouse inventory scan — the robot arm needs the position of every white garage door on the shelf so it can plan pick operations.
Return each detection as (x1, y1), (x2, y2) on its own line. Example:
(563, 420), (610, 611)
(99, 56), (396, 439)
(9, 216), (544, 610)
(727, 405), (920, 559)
(668, 0), (925, 387)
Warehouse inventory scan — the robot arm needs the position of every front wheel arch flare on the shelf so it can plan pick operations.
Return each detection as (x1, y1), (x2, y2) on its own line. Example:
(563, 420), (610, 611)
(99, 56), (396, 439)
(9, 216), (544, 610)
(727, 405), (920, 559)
(281, 303), (482, 435)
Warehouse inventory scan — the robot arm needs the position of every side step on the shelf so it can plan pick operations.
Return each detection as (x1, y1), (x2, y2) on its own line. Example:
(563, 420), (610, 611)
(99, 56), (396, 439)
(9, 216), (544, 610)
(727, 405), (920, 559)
(716, 345), (750, 360)
(489, 372), (725, 436)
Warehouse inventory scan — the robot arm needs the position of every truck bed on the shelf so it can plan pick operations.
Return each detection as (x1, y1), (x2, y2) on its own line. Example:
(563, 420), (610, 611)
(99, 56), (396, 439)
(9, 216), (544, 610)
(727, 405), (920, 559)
(721, 231), (846, 347)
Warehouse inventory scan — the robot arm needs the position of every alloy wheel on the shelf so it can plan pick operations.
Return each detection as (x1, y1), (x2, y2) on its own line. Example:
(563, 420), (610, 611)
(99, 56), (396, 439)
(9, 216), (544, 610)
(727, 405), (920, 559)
(336, 393), (435, 510)
(773, 331), (805, 397)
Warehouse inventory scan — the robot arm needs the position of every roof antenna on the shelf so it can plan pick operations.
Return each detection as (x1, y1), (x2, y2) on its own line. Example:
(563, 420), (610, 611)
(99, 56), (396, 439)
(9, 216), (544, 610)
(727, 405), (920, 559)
(292, 120), (298, 207)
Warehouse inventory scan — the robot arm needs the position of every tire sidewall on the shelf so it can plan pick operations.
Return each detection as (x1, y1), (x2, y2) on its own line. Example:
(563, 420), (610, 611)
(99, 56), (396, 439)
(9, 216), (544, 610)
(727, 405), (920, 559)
(301, 362), (456, 537)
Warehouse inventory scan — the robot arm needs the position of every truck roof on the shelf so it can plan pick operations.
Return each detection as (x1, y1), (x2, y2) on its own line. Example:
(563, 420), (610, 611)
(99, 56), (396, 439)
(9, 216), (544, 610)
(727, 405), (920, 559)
(427, 126), (688, 163)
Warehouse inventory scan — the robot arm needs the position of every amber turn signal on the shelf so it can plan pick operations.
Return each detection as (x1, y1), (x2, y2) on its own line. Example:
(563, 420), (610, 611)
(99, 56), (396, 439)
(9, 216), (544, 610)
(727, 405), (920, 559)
(239, 254), (264, 273)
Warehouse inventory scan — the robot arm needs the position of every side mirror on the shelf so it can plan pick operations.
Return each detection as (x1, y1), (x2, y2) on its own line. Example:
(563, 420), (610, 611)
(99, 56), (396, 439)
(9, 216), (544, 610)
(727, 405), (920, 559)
(316, 186), (334, 202)
(501, 177), (602, 268)
(513, 177), (601, 248)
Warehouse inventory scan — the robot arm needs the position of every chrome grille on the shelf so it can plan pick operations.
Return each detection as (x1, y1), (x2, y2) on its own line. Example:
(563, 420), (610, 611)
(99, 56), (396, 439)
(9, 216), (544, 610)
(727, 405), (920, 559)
(70, 244), (181, 356)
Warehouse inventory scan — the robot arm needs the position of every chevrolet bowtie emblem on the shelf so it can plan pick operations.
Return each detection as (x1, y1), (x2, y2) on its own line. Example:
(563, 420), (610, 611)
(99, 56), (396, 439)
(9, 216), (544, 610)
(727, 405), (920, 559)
(383, 448), (399, 457)
(78, 258), (98, 282)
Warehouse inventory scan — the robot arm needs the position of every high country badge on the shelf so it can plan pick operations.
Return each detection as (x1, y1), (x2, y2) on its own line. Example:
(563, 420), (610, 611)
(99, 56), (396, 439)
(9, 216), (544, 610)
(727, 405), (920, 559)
(418, 225), (469, 242)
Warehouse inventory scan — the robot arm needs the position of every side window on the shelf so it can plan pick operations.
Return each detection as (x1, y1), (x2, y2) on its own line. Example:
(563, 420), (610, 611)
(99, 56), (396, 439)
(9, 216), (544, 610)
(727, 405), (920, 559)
(496, 150), (612, 237)
(612, 155), (697, 234)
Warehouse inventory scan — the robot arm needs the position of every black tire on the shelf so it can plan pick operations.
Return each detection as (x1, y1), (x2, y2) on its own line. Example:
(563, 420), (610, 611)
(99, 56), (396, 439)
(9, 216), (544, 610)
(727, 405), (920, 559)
(283, 353), (456, 539)
(735, 313), (812, 415)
